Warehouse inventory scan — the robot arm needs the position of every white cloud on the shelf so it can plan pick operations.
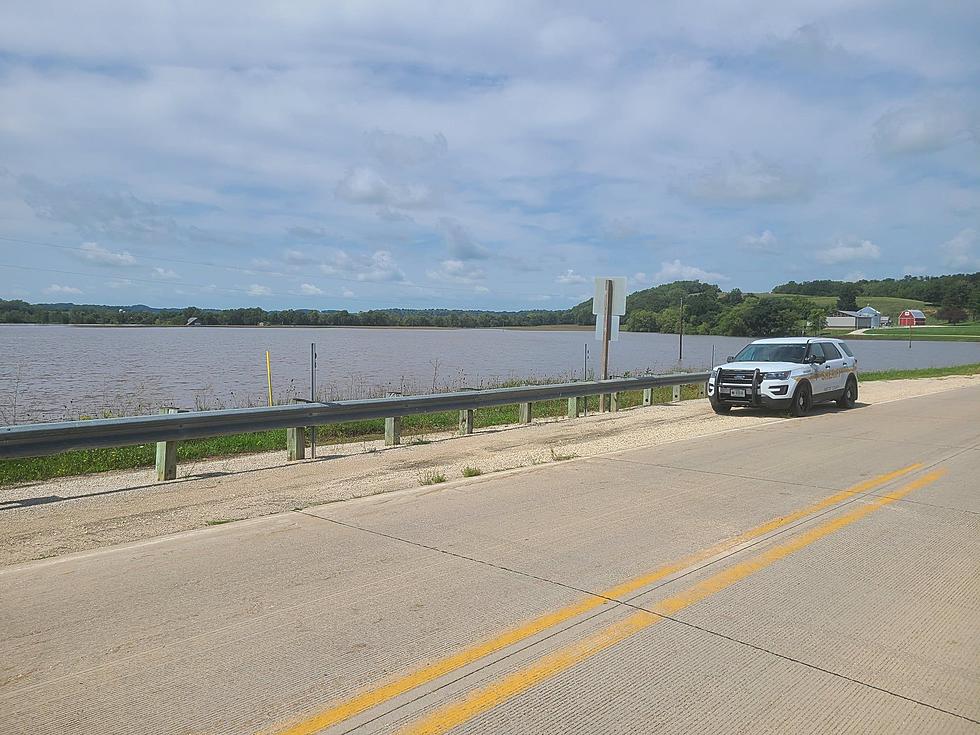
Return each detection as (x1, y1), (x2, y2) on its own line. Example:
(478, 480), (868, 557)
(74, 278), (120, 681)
(816, 238), (882, 264)
(341, 288), (355, 298)
(366, 130), (447, 167)
(247, 284), (272, 296)
(654, 260), (728, 283)
(741, 230), (779, 252)
(556, 269), (587, 284)
(428, 259), (485, 284)
(440, 218), (490, 260)
(873, 102), (970, 156)
(77, 242), (136, 266)
(474, 285), (490, 293)
(299, 283), (324, 295)
(284, 249), (317, 266)
(43, 284), (82, 295)
(685, 156), (809, 204)
(320, 249), (405, 282)
(152, 267), (178, 279)
(939, 228), (978, 269)
(335, 167), (435, 209)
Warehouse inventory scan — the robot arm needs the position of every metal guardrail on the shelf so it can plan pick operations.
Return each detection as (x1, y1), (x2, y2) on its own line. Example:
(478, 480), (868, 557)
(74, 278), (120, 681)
(0, 372), (709, 460)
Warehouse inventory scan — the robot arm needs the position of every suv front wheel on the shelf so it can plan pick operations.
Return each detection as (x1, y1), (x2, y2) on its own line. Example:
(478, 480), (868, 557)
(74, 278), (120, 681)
(789, 381), (812, 417)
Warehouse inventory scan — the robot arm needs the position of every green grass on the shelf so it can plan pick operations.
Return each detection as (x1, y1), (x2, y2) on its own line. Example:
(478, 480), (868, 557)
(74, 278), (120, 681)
(859, 363), (980, 382)
(549, 448), (577, 462)
(461, 466), (483, 477)
(853, 323), (980, 341)
(0, 382), (744, 487)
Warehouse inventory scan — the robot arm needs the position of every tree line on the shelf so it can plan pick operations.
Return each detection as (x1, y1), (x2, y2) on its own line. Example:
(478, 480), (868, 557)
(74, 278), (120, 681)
(2, 271), (977, 335)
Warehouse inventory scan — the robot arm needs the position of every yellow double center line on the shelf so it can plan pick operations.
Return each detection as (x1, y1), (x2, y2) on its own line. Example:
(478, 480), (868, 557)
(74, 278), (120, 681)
(270, 464), (926, 735)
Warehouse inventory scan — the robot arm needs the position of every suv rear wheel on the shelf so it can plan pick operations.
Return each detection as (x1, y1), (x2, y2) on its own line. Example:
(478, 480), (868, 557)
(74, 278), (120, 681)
(790, 382), (812, 417)
(837, 376), (857, 408)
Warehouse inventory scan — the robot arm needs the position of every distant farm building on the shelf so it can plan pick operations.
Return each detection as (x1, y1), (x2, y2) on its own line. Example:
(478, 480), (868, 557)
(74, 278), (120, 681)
(826, 305), (882, 329)
(898, 309), (926, 326)
(185, 317), (200, 326)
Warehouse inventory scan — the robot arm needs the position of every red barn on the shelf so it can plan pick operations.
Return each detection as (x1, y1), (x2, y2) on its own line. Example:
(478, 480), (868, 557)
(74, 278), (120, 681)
(898, 309), (926, 326)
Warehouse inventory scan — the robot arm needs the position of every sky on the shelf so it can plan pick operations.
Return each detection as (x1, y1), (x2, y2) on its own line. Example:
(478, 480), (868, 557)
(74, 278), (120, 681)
(0, 1), (978, 311)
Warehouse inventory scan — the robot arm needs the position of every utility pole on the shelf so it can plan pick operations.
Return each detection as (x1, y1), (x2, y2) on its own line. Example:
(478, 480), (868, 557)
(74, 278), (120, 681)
(679, 292), (685, 363)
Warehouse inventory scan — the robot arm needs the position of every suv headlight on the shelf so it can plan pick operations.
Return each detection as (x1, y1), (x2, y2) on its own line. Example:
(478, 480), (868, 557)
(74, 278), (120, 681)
(762, 370), (791, 380)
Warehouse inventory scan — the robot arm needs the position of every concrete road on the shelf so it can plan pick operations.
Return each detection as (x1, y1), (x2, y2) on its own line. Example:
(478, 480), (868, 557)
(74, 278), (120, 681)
(2, 386), (978, 734)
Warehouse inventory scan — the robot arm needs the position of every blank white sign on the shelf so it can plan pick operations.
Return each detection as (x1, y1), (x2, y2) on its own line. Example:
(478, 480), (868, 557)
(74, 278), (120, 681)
(595, 314), (620, 341)
(592, 277), (627, 316)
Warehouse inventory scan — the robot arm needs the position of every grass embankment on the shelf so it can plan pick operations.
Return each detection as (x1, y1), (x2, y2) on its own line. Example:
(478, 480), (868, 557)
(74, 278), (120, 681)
(857, 363), (980, 382)
(847, 323), (980, 341)
(0, 386), (697, 486)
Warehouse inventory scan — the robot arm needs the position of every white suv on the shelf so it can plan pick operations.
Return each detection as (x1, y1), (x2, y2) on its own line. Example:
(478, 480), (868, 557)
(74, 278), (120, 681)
(708, 337), (858, 417)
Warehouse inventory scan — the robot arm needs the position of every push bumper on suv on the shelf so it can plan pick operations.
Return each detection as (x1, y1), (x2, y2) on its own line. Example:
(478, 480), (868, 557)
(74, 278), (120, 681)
(708, 368), (794, 410)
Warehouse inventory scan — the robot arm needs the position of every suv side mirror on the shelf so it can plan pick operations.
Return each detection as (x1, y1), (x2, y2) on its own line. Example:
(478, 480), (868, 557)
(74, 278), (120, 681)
(726, 355), (735, 363)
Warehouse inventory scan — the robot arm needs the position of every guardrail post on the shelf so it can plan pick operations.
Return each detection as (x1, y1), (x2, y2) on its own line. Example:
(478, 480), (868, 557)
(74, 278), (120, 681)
(643, 388), (653, 406)
(458, 409), (474, 435)
(287, 426), (306, 461)
(519, 402), (532, 424)
(567, 396), (581, 418)
(155, 407), (179, 481)
(697, 382), (707, 398)
(385, 392), (402, 445)
(609, 392), (619, 412)
(672, 385), (681, 403)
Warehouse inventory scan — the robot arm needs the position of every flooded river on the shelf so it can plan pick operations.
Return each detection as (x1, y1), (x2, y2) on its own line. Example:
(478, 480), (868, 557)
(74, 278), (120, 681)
(0, 324), (976, 423)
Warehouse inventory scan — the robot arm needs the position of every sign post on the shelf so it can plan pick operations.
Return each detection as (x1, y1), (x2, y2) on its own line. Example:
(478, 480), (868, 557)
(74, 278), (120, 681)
(593, 277), (627, 412)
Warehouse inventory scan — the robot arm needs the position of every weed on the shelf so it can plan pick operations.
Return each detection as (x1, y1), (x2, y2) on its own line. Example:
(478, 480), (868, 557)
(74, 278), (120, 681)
(205, 518), (238, 526)
(550, 447), (577, 462)
(418, 470), (447, 486)
(462, 466), (483, 477)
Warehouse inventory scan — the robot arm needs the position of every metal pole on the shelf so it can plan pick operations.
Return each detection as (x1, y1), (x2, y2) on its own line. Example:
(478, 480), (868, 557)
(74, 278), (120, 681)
(601, 278), (613, 411)
(310, 342), (317, 459)
(583, 343), (589, 417)
(266, 351), (273, 407)
(679, 293), (684, 363)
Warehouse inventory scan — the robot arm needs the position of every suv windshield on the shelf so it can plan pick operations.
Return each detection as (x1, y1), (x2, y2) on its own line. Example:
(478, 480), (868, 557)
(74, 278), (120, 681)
(733, 343), (809, 363)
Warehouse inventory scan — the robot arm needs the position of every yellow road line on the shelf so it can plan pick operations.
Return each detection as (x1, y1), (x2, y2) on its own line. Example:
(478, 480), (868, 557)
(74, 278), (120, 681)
(398, 468), (946, 735)
(268, 464), (921, 735)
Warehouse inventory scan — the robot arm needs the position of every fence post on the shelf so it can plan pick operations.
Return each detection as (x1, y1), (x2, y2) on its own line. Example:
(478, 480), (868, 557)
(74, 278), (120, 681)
(609, 392), (619, 412)
(519, 402), (532, 424)
(385, 392), (402, 445)
(643, 388), (653, 406)
(672, 385), (681, 403)
(287, 426), (306, 461)
(458, 409), (474, 435)
(155, 407), (179, 481)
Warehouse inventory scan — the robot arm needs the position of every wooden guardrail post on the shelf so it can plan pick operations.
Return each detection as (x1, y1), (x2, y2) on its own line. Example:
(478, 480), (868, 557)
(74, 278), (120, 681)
(697, 382), (707, 398)
(155, 407), (179, 481)
(519, 402), (532, 424)
(287, 426), (306, 460)
(672, 385), (681, 403)
(567, 396), (582, 418)
(609, 392), (619, 412)
(643, 388), (653, 406)
(385, 392), (402, 445)
(458, 409), (474, 435)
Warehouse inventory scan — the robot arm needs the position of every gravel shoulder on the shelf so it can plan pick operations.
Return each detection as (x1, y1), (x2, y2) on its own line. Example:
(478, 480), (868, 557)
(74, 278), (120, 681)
(2, 374), (976, 567)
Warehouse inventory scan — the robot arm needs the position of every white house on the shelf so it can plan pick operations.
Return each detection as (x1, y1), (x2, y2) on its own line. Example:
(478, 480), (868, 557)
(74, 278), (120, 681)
(826, 305), (882, 329)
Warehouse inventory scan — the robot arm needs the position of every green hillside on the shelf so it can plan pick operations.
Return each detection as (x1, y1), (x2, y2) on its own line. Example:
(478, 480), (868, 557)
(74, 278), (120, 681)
(754, 294), (933, 321)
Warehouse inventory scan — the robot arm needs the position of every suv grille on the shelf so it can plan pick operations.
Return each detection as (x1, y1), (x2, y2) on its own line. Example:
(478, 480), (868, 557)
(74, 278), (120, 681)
(717, 369), (755, 385)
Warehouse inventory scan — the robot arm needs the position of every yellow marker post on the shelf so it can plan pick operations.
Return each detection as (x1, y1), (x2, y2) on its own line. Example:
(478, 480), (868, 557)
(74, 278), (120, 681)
(266, 350), (273, 406)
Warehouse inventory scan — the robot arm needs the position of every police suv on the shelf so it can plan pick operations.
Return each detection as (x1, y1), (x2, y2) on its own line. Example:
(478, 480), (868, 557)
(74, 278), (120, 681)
(708, 337), (858, 417)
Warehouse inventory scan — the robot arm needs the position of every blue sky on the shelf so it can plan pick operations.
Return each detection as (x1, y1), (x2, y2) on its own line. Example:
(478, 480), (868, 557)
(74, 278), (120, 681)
(0, 1), (977, 311)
